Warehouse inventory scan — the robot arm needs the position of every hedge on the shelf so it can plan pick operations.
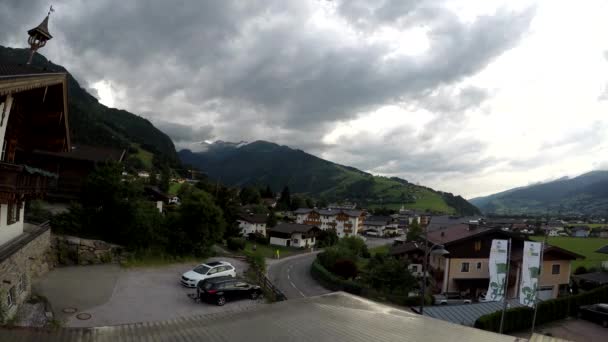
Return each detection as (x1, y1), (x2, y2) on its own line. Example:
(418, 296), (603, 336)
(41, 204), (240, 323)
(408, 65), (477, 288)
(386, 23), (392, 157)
(310, 260), (432, 306)
(474, 285), (608, 333)
(310, 259), (363, 295)
(227, 237), (246, 251)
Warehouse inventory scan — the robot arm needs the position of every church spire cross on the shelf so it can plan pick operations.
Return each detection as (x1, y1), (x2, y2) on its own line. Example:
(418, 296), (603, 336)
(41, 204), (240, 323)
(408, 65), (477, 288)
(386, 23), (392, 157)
(26, 6), (55, 65)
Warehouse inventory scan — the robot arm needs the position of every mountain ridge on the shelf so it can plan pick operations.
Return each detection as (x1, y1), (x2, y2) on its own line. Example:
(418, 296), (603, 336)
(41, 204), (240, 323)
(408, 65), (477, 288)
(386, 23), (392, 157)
(470, 170), (608, 215)
(180, 140), (480, 215)
(0, 46), (179, 164)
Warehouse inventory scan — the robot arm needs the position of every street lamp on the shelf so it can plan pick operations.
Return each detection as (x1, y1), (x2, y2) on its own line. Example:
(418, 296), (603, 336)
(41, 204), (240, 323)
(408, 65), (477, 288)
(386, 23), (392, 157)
(420, 242), (449, 315)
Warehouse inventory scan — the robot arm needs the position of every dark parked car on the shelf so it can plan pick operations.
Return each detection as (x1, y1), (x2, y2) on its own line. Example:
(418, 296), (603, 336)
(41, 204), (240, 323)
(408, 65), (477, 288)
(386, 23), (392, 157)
(196, 277), (262, 306)
(578, 303), (608, 327)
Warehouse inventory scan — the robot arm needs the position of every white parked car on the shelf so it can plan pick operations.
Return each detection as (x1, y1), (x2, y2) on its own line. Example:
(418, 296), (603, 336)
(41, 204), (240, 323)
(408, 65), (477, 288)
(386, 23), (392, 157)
(180, 261), (236, 288)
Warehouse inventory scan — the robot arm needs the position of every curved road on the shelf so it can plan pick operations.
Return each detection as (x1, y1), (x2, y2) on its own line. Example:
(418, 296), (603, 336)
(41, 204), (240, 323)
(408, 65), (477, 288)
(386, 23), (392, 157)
(267, 252), (331, 299)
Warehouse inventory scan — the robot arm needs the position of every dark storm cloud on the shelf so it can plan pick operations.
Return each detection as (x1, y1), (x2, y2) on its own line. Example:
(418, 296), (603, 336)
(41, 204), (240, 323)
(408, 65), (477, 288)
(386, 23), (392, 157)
(0, 1), (536, 192)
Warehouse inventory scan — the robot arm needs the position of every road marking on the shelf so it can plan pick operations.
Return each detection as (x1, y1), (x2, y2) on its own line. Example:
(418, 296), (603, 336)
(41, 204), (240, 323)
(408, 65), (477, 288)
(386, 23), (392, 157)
(287, 273), (290, 280)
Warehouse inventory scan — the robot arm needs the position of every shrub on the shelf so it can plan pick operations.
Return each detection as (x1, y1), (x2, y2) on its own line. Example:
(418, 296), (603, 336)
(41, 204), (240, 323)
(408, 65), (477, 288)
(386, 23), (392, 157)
(246, 251), (266, 274)
(310, 260), (363, 295)
(317, 246), (357, 270)
(227, 237), (246, 251)
(574, 266), (588, 275)
(332, 259), (358, 279)
(475, 285), (608, 333)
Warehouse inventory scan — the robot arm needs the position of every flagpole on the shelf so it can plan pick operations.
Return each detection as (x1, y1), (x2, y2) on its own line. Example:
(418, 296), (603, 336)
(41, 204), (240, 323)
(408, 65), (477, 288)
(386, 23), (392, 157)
(499, 238), (512, 334)
(531, 241), (544, 333)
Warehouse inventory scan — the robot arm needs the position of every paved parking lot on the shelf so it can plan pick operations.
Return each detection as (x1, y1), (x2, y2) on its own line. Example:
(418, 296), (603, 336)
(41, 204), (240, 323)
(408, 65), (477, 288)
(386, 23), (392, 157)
(33, 257), (264, 327)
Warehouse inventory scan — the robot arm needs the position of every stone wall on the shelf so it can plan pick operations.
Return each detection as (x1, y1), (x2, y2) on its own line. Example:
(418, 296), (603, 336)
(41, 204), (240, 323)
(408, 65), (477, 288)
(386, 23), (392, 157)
(51, 235), (124, 266)
(0, 227), (52, 322)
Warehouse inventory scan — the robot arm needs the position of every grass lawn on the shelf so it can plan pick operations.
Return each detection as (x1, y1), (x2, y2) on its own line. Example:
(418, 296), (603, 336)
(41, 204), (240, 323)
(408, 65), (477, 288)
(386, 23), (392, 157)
(131, 143), (154, 170)
(369, 244), (390, 256)
(530, 236), (608, 269)
(243, 241), (304, 259)
(168, 182), (181, 195)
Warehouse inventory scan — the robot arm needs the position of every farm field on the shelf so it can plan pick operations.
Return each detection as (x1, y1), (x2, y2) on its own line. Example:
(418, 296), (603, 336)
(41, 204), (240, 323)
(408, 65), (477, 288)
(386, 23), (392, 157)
(530, 236), (608, 269)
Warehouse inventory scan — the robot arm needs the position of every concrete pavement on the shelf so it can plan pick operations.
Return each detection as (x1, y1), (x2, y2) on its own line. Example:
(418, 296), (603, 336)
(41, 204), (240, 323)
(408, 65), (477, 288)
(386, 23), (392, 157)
(267, 252), (331, 299)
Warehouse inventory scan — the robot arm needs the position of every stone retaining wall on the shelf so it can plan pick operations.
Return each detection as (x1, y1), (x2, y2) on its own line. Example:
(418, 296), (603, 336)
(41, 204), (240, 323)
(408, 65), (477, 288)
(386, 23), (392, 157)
(51, 235), (125, 266)
(0, 227), (52, 322)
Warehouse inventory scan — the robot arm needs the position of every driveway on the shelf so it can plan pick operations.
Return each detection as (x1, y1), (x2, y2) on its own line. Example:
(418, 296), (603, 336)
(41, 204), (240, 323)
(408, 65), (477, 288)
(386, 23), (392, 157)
(268, 252), (331, 299)
(33, 257), (263, 327)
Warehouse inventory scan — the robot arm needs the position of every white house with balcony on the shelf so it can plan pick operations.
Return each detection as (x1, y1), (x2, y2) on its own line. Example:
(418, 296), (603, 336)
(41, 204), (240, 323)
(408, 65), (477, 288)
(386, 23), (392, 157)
(237, 213), (268, 237)
(294, 208), (365, 238)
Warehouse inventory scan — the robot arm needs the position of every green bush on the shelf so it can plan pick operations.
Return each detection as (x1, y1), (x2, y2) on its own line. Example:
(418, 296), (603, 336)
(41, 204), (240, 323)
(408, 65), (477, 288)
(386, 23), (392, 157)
(247, 232), (269, 245)
(227, 237), (246, 251)
(475, 285), (608, 333)
(310, 260), (363, 295)
(246, 251), (266, 274)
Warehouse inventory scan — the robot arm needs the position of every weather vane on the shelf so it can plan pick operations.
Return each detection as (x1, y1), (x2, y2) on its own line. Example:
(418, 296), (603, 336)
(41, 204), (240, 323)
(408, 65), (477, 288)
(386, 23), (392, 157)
(48, 5), (55, 16)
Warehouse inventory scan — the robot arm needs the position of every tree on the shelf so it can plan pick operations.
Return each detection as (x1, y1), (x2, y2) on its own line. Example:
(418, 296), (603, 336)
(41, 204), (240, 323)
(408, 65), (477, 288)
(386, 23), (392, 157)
(167, 189), (227, 256)
(365, 254), (416, 294)
(316, 198), (328, 209)
(305, 198), (315, 209)
(261, 185), (274, 198)
(316, 228), (339, 247)
(406, 221), (423, 242)
(277, 186), (291, 210)
(239, 187), (261, 205)
(266, 210), (278, 228)
(332, 259), (358, 279)
(290, 196), (305, 210)
(159, 164), (171, 193)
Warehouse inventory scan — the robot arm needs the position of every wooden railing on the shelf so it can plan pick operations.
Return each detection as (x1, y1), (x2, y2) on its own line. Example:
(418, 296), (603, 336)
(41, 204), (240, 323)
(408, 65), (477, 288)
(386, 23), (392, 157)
(256, 271), (287, 301)
(0, 162), (52, 198)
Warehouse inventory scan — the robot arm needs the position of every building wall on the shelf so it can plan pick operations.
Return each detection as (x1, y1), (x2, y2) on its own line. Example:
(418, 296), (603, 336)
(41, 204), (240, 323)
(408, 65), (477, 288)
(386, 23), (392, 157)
(446, 258), (489, 292)
(539, 259), (571, 298)
(289, 233), (315, 248)
(270, 237), (288, 247)
(238, 220), (267, 236)
(0, 202), (25, 246)
(297, 212), (361, 237)
(0, 227), (52, 321)
(0, 94), (14, 151)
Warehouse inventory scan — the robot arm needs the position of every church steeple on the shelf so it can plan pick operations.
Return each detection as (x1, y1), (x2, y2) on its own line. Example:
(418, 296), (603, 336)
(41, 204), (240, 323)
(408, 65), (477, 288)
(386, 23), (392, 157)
(26, 6), (54, 65)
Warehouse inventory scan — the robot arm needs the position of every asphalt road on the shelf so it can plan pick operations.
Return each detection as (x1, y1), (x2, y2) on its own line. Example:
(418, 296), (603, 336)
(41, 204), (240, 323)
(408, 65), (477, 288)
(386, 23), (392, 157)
(268, 253), (331, 299)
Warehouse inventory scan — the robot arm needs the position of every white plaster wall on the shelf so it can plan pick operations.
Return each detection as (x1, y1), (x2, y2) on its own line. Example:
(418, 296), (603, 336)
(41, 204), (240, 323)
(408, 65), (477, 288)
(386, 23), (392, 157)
(0, 202), (25, 246)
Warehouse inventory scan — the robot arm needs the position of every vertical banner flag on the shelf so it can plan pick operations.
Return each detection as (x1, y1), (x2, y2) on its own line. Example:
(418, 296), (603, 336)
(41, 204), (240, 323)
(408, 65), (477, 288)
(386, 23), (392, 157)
(520, 241), (542, 307)
(485, 239), (509, 302)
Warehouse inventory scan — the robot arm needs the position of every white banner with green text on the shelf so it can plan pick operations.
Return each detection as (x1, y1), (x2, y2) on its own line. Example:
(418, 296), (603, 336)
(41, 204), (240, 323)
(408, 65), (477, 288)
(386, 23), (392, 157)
(484, 239), (509, 302)
(520, 241), (542, 307)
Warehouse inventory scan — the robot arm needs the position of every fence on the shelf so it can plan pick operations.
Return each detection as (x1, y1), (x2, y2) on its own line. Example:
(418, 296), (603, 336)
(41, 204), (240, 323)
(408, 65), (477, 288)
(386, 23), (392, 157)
(256, 271), (287, 301)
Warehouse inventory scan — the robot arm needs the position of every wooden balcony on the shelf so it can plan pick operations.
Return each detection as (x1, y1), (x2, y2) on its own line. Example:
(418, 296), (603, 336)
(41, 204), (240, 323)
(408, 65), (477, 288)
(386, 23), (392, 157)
(0, 162), (56, 202)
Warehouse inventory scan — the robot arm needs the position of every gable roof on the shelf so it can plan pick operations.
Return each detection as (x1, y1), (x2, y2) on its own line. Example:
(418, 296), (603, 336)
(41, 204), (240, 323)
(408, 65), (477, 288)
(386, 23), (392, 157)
(270, 223), (318, 234)
(293, 208), (363, 218)
(366, 215), (392, 223)
(390, 242), (425, 256)
(596, 244), (608, 254)
(427, 224), (498, 246)
(573, 272), (608, 285)
(238, 213), (268, 224)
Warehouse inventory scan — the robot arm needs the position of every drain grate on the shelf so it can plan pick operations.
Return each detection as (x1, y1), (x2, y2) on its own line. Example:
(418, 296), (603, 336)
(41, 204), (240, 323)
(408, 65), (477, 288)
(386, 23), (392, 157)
(76, 313), (92, 320)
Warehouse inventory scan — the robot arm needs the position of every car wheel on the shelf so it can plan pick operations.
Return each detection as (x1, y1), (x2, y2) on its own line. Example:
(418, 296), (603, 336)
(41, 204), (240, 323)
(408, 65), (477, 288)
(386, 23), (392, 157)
(217, 296), (226, 306)
(250, 291), (259, 300)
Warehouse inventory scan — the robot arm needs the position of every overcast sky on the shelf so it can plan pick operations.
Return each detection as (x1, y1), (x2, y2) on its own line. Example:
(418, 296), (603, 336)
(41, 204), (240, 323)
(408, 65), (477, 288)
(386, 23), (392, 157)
(2, 0), (608, 198)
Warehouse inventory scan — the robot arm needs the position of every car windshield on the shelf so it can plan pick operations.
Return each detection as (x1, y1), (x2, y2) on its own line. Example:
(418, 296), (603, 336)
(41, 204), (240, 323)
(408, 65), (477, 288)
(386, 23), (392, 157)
(193, 265), (211, 274)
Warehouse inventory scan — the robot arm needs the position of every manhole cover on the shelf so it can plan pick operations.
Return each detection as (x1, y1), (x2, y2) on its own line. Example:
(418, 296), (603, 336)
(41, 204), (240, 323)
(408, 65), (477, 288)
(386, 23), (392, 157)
(76, 313), (92, 320)
(62, 307), (78, 314)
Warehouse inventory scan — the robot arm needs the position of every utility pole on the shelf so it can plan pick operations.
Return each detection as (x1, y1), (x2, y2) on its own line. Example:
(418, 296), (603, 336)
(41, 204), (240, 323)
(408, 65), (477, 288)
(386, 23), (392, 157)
(499, 238), (512, 334)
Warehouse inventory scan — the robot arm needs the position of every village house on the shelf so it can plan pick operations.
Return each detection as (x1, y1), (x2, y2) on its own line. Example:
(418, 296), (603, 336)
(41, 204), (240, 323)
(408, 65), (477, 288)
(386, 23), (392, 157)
(571, 226), (590, 238)
(237, 213), (268, 237)
(294, 208), (365, 238)
(590, 227), (608, 238)
(268, 223), (319, 248)
(362, 215), (399, 237)
(402, 223), (583, 301)
(0, 13), (70, 320)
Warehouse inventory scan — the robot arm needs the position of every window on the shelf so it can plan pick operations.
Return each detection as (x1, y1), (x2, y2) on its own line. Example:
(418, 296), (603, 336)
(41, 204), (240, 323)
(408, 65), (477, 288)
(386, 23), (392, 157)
(476, 262), (482, 270)
(461, 262), (470, 272)
(411, 265), (419, 272)
(6, 287), (15, 307)
(474, 240), (482, 252)
(7, 202), (20, 225)
(18, 273), (27, 293)
(208, 268), (218, 275)
(552, 264), (560, 275)
(1, 139), (6, 161)
(292, 239), (299, 244)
